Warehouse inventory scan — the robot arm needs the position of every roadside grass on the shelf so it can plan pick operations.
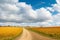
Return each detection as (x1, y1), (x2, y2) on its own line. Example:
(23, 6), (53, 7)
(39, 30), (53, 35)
(0, 27), (23, 40)
(27, 28), (60, 40)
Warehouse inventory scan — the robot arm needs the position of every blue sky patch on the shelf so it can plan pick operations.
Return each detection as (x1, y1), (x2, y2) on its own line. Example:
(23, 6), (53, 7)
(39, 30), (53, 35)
(19, 0), (56, 9)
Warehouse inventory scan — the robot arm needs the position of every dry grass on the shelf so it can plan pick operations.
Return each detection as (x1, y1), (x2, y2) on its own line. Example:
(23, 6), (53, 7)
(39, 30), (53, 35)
(0, 27), (23, 40)
(28, 27), (60, 40)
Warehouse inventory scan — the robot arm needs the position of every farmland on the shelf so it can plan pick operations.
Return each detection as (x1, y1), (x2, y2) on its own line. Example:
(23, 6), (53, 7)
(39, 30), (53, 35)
(27, 27), (60, 40)
(0, 26), (60, 40)
(0, 26), (23, 40)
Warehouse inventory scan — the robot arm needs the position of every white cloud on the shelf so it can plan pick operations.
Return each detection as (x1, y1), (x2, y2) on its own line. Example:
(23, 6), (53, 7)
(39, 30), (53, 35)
(0, 0), (60, 26)
(0, 0), (52, 24)
(0, 0), (18, 4)
(50, 0), (60, 13)
(46, 7), (54, 12)
(56, 0), (60, 5)
(36, 8), (52, 22)
(53, 4), (60, 12)
(53, 13), (60, 22)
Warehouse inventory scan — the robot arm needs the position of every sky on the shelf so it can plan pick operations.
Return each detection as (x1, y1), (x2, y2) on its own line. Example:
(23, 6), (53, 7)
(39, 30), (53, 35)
(20, 0), (56, 9)
(0, 0), (60, 26)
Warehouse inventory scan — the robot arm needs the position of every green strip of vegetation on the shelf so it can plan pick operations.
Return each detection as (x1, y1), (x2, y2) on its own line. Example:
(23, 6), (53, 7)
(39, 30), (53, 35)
(28, 28), (60, 40)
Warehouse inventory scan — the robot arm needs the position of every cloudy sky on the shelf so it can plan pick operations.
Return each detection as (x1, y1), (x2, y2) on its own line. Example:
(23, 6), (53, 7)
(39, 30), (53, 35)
(0, 0), (60, 26)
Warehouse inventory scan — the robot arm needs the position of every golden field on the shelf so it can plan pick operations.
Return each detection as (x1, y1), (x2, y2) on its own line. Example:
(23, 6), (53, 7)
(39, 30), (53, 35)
(0, 26), (23, 40)
(28, 27), (60, 39)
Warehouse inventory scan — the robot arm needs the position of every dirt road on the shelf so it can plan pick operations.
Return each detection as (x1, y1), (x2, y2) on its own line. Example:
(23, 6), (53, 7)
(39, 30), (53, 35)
(15, 28), (32, 40)
(30, 31), (56, 40)
(16, 28), (56, 40)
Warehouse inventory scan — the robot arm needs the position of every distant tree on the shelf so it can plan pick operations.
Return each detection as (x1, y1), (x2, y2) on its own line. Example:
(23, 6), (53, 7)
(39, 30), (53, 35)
(0, 26), (1, 27)
(8, 25), (10, 27)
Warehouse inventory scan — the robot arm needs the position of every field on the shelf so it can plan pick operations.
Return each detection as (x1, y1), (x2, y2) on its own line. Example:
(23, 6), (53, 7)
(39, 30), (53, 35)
(0, 26), (23, 40)
(27, 27), (60, 40)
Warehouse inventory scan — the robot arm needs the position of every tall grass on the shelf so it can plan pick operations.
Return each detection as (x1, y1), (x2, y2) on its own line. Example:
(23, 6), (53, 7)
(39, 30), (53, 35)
(27, 27), (60, 40)
(0, 27), (23, 40)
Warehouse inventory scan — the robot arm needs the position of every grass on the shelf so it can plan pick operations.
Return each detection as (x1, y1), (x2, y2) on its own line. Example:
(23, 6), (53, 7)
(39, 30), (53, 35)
(27, 27), (60, 40)
(0, 27), (23, 40)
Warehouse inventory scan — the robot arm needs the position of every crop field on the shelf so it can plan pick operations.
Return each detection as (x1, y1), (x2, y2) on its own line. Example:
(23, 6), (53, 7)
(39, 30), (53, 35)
(0, 27), (23, 40)
(28, 27), (60, 40)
